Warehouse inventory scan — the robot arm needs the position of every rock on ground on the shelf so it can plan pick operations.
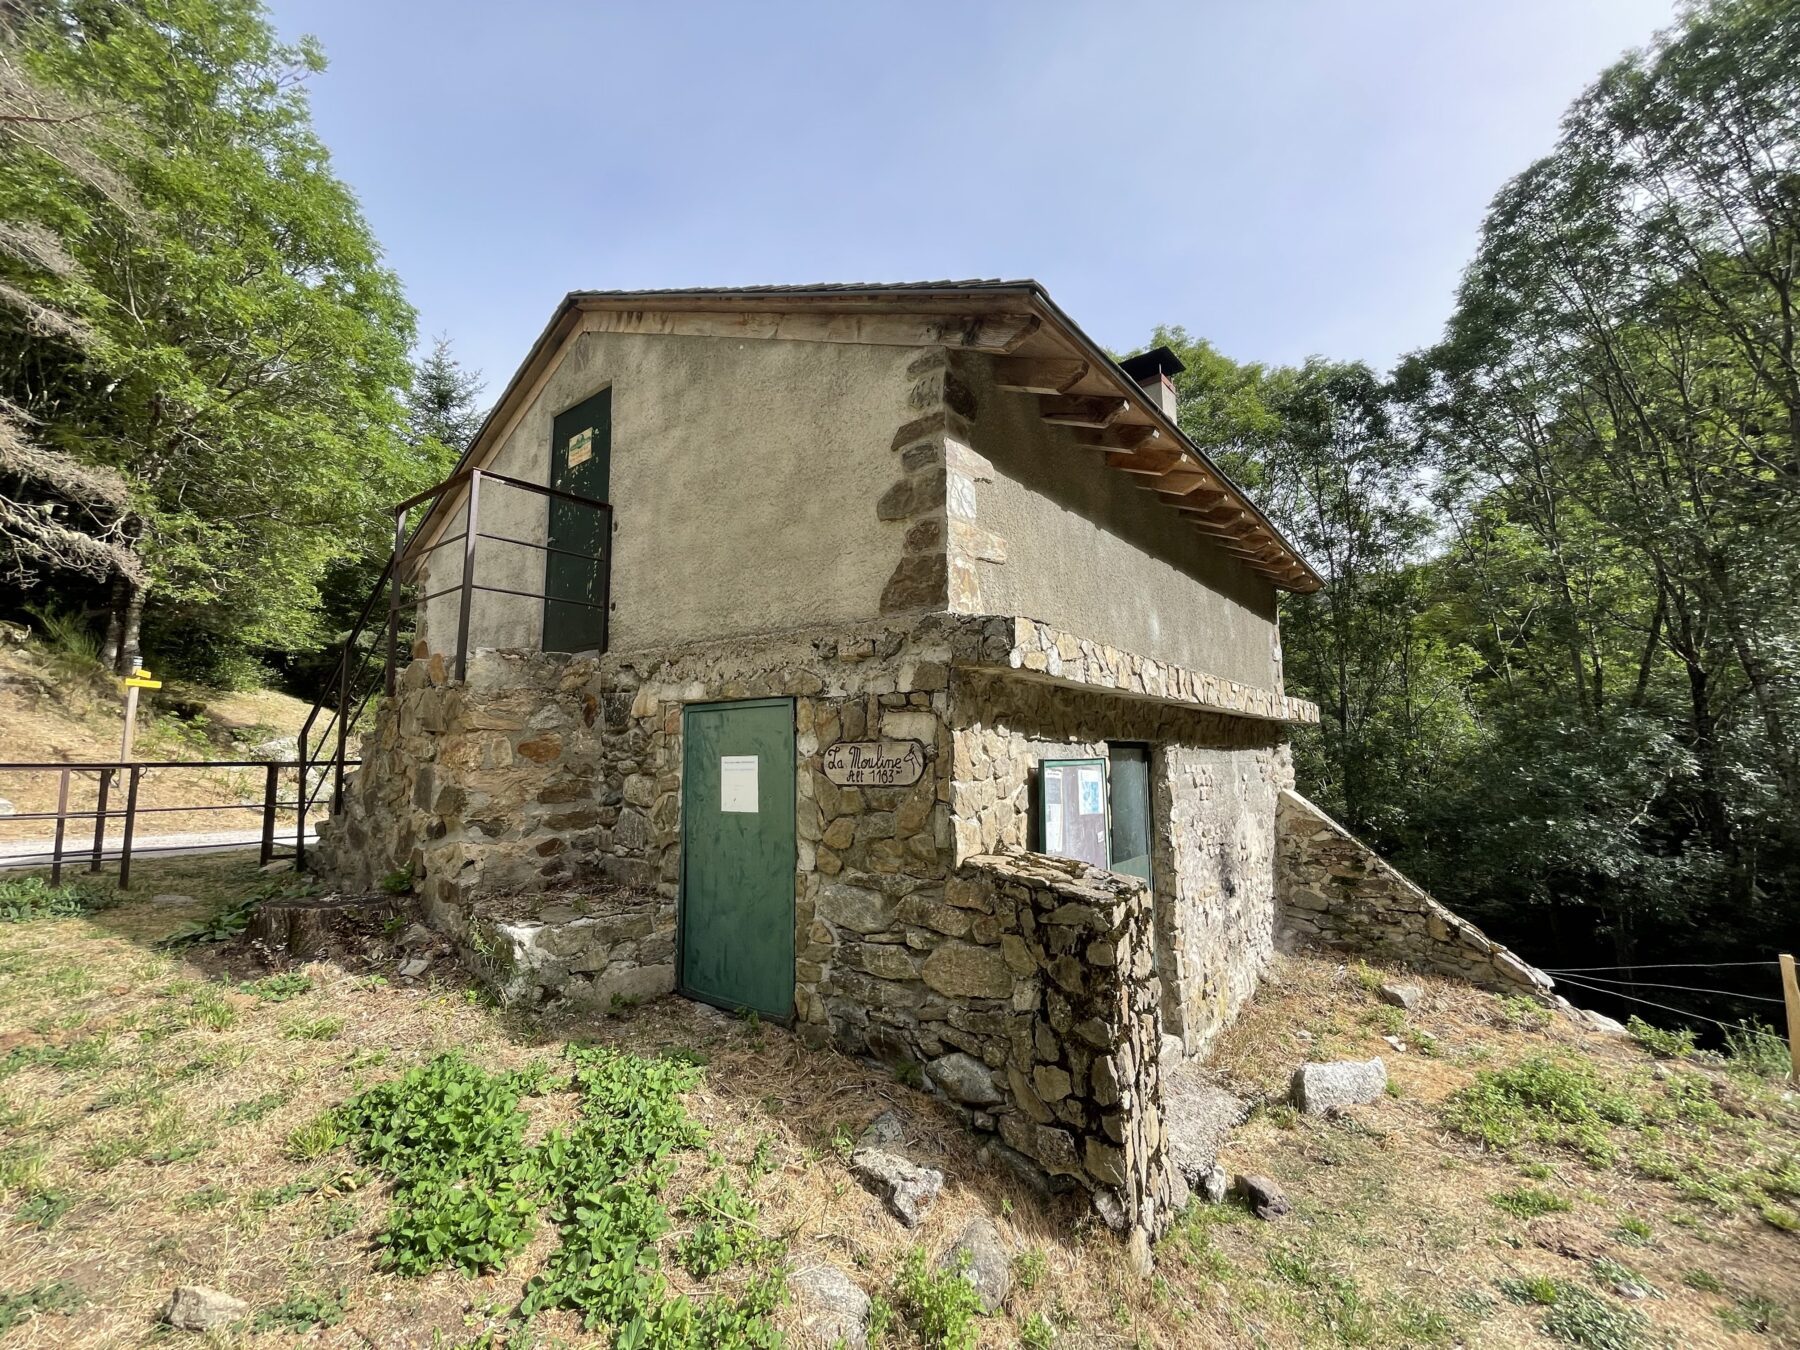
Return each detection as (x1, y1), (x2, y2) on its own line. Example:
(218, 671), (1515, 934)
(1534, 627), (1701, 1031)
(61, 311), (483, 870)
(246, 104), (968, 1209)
(927, 1052), (1002, 1105)
(850, 1148), (943, 1227)
(1163, 1063), (1248, 1184)
(1290, 1058), (1387, 1115)
(939, 1217), (1011, 1312)
(1199, 1164), (1230, 1205)
(1378, 981), (1423, 1010)
(1233, 1174), (1291, 1220)
(164, 1286), (247, 1331)
(858, 1109), (903, 1151)
(789, 1264), (870, 1349)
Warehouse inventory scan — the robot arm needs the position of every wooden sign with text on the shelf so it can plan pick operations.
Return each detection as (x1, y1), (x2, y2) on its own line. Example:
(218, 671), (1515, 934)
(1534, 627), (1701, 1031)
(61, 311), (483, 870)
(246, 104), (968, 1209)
(822, 740), (926, 787)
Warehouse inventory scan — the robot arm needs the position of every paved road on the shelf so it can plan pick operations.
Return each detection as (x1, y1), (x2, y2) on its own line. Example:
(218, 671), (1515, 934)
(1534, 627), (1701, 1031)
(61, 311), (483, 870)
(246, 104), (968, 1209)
(0, 824), (317, 866)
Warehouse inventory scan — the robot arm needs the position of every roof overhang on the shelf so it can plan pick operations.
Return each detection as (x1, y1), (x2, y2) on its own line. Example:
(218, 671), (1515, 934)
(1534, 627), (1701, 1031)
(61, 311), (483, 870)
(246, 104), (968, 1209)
(416, 281), (1322, 592)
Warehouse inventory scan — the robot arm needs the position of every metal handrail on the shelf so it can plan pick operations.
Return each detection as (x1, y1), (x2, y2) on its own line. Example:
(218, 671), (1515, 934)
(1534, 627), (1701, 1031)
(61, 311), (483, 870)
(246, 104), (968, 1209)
(289, 467), (613, 868)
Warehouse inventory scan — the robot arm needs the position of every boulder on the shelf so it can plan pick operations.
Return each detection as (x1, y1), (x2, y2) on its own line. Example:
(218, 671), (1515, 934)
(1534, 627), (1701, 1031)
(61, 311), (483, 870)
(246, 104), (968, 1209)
(1198, 1164), (1230, 1205)
(938, 1217), (1010, 1313)
(928, 1052), (1002, 1106)
(1289, 1058), (1387, 1115)
(1233, 1174), (1291, 1220)
(164, 1286), (246, 1331)
(1163, 1064), (1247, 1184)
(1378, 982), (1423, 1011)
(789, 1264), (870, 1349)
(858, 1109), (904, 1151)
(850, 1148), (943, 1227)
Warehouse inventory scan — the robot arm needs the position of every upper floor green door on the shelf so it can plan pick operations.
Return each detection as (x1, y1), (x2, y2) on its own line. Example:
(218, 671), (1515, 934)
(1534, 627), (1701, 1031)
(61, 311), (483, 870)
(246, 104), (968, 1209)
(544, 388), (610, 654)
(680, 699), (796, 1019)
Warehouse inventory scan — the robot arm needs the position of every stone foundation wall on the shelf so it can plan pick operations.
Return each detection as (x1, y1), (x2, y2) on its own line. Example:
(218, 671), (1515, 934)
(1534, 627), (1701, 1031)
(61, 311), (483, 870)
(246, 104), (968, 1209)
(949, 670), (1292, 1056)
(315, 649), (609, 905)
(315, 620), (965, 1043)
(1275, 789), (1552, 994)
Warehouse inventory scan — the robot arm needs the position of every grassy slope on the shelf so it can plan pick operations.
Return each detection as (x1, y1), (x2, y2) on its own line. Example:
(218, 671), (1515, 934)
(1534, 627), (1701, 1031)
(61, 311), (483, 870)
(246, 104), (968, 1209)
(0, 856), (1794, 1347)
(0, 645), (315, 842)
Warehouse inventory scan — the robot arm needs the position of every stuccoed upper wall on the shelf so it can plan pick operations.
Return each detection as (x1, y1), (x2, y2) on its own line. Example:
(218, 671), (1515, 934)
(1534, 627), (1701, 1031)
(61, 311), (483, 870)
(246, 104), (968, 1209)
(954, 354), (1282, 690)
(420, 331), (930, 655)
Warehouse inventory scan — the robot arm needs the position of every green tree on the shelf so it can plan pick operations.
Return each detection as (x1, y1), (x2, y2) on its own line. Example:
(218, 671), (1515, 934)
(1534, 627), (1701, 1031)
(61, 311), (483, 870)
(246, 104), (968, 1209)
(0, 0), (433, 682)
(407, 334), (484, 465)
(1403, 0), (1800, 966)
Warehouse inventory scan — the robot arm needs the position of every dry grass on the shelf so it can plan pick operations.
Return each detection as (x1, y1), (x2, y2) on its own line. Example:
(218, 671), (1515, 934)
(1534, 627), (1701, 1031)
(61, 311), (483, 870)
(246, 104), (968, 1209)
(0, 645), (314, 843)
(1, 855), (1796, 1348)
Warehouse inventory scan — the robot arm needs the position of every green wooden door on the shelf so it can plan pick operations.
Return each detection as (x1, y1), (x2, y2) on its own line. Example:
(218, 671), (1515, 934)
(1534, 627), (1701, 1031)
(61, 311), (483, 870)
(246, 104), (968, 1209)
(680, 699), (796, 1018)
(544, 388), (611, 654)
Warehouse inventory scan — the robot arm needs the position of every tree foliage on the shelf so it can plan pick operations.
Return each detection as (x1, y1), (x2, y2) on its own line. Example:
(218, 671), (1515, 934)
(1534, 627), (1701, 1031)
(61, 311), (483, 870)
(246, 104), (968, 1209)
(1165, 0), (1800, 991)
(0, 0), (440, 681)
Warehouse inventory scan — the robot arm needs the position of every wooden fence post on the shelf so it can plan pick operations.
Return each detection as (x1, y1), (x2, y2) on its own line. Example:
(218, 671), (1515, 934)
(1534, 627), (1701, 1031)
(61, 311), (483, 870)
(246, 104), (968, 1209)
(1781, 954), (1799, 1086)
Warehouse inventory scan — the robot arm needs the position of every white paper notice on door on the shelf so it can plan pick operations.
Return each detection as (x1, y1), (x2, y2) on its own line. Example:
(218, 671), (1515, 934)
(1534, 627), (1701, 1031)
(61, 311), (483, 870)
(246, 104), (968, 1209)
(1077, 765), (1105, 816)
(720, 755), (759, 813)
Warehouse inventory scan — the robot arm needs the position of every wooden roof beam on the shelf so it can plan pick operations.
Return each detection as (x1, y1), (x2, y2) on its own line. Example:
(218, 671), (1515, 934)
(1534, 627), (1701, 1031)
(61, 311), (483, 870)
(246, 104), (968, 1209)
(1039, 395), (1128, 428)
(993, 357), (1089, 395)
(1071, 426), (1162, 452)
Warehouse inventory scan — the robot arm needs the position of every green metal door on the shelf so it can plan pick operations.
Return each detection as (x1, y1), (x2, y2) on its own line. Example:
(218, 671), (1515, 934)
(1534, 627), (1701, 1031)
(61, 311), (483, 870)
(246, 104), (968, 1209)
(544, 388), (610, 653)
(680, 699), (796, 1018)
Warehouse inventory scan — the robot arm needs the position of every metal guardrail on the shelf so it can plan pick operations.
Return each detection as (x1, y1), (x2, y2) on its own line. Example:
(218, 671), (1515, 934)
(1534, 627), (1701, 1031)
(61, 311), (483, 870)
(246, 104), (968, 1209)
(0, 759), (356, 888)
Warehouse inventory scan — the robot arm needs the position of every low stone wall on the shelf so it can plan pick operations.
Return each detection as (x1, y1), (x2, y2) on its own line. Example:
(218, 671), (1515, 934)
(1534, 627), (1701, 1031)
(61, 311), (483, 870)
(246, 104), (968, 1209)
(314, 650), (609, 906)
(1275, 789), (1552, 994)
(941, 853), (1177, 1245)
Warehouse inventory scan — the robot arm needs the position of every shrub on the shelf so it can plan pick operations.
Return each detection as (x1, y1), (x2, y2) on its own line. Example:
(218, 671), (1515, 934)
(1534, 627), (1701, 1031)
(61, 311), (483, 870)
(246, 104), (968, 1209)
(1626, 1016), (1696, 1060)
(240, 972), (312, 1002)
(1498, 1277), (1647, 1350)
(896, 1246), (985, 1350)
(252, 1288), (345, 1332)
(1723, 1021), (1790, 1078)
(0, 877), (111, 923)
(1442, 1057), (1638, 1162)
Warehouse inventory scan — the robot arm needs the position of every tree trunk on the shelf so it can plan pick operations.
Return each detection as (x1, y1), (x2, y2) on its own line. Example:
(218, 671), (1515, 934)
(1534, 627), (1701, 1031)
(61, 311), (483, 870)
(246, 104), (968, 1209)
(99, 572), (127, 671)
(116, 574), (144, 676)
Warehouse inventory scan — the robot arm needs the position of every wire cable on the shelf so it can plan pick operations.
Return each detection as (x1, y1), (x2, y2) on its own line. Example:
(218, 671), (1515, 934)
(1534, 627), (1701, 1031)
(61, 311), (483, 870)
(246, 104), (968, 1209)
(1548, 972), (1747, 1031)
(1537, 973), (1784, 1005)
(1541, 961), (1778, 972)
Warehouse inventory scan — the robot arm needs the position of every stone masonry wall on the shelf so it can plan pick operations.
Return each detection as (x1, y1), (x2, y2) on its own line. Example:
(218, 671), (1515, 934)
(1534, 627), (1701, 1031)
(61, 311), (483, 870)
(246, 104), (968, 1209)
(315, 649), (609, 904)
(1275, 789), (1553, 994)
(942, 853), (1179, 1246)
(950, 670), (1293, 1057)
(315, 620), (965, 1042)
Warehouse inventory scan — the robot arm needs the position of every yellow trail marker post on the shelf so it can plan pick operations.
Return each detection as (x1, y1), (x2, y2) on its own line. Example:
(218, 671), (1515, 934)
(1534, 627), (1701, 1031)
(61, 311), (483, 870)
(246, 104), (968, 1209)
(119, 667), (161, 761)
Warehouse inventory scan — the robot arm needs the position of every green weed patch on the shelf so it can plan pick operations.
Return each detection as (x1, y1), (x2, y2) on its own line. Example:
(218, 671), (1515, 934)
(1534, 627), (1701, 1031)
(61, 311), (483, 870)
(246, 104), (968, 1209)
(1442, 1057), (1638, 1164)
(0, 876), (112, 923)
(339, 1047), (785, 1347)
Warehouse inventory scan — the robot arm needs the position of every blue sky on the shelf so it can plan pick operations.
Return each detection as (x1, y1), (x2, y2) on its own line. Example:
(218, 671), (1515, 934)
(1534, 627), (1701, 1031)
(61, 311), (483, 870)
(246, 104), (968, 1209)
(267, 0), (1676, 394)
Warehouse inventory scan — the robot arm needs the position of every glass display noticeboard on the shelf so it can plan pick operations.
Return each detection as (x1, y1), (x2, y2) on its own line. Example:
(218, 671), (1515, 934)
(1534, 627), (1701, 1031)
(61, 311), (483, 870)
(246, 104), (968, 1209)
(1039, 758), (1109, 869)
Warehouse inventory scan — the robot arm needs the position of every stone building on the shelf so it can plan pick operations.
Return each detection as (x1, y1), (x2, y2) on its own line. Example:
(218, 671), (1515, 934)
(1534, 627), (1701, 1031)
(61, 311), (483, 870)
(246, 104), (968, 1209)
(316, 281), (1545, 1243)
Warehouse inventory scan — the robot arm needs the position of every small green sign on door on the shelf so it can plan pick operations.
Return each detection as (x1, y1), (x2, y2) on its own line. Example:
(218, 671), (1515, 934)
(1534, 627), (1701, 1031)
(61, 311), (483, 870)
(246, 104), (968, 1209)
(680, 699), (796, 1019)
